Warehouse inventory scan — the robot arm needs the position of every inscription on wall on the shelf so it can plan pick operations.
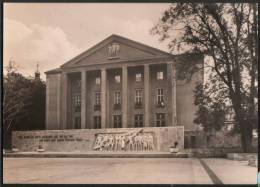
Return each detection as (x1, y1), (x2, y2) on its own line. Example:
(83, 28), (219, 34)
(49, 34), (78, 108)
(18, 134), (90, 142)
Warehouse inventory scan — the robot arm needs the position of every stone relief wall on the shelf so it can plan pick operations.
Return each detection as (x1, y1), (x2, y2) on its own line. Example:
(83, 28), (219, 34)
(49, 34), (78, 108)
(12, 126), (184, 152)
(93, 129), (155, 151)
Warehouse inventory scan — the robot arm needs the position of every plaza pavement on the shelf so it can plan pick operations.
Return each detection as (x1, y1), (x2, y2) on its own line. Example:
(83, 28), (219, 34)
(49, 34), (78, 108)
(3, 157), (257, 184)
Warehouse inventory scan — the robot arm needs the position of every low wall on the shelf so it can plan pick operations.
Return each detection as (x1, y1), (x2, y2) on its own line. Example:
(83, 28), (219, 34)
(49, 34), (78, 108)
(184, 130), (258, 151)
(12, 126), (184, 152)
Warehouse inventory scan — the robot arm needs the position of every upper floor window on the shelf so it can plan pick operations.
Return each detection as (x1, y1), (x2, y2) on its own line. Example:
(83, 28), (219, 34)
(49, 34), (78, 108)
(114, 91), (121, 104)
(136, 73), (142, 82)
(76, 80), (81, 88)
(157, 88), (164, 104)
(115, 75), (121, 83)
(95, 92), (101, 105)
(75, 95), (81, 106)
(157, 71), (164, 80)
(135, 89), (143, 104)
(95, 77), (101, 85)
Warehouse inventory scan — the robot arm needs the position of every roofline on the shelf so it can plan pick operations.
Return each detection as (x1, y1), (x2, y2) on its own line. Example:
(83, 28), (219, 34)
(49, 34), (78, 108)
(60, 34), (175, 68)
(45, 68), (62, 75)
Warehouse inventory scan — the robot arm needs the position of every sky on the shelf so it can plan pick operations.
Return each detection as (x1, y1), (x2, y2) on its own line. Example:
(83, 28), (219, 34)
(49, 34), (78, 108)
(4, 3), (172, 80)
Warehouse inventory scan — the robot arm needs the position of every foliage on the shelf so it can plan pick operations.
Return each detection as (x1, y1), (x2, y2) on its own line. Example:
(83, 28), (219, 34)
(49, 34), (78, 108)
(152, 3), (258, 152)
(3, 62), (46, 148)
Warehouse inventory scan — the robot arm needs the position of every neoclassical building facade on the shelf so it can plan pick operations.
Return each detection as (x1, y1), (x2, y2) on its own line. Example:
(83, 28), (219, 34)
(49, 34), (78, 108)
(45, 35), (204, 132)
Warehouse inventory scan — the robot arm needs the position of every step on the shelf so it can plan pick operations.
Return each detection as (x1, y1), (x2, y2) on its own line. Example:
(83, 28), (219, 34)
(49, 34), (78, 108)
(3, 151), (189, 158)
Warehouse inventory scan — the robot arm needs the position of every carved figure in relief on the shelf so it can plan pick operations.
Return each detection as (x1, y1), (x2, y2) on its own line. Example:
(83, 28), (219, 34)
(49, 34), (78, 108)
(107, 135), (114, 150)
(93, 135), (103, 150)
(120, 135), (126, 151)
(127, 135), (134, 150)
(108, 43), (120, 57)
(114, 135), (120, 150)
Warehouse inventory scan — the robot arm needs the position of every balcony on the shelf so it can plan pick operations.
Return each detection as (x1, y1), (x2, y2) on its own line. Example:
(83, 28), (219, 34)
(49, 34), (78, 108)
(75, 105), (81, 112)
(113, 103), (121, 110)
(94, 104), (101, 111)
(135, 102), (143, 109)
(156, 101), (165, 108)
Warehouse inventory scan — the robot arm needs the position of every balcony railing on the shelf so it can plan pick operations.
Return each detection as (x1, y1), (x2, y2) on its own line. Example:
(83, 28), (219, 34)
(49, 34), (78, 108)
(94, 104), (101, 111)
(75, 105), (81, 112)
(156, 101), (165, 108)
(135, 102), (143, 109)
(113, 103), (121, 110)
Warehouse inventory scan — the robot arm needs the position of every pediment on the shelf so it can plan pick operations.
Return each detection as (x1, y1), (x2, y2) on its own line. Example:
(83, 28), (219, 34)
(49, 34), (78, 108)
(61, 34), (172, 68)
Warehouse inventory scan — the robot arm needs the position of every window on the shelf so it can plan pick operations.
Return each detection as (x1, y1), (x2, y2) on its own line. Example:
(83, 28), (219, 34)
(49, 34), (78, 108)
(135, 73), (142, 82)
(76, 80), (81, 88)
(135, 89), (143, 104)
(94, 116), (101, 129)
(95, 77), (101, 85)
(113, 115), (122, 128)
(157, 71), (164, 80)
(156, 113), (166, 127)
(74, 117), (81, 129)
(95, 92), (101, 105)
(134, 114), (143, 128)
(157, 89), (164, 105)
(115, 75), (121, 83)
(75, 95), (81, 106)
(114, 91), (121, 104)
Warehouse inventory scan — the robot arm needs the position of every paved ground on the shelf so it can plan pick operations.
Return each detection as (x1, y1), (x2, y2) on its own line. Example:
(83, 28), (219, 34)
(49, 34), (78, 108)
(3, 157), (257, 184)
(203, 158), (257, 184)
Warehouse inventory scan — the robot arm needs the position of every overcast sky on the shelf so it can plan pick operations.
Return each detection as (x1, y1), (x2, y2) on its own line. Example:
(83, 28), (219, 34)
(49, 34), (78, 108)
(4, 3), (172, 80)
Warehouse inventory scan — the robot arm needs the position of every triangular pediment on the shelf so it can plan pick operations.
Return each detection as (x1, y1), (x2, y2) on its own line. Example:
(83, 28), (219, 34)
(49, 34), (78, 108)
(61, 34), (172, 68)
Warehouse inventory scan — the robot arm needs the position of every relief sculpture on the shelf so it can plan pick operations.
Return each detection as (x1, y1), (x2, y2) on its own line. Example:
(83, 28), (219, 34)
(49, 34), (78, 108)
(93, 129), (155, 151)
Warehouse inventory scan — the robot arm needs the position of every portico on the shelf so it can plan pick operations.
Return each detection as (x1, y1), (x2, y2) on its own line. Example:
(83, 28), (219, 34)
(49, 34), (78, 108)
(60, 61), (177, 130)
(45, 34), (204, 132)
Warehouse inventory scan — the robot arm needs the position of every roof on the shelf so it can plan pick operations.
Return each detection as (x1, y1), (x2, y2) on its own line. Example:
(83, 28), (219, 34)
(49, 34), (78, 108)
(45, 68), (62, 75)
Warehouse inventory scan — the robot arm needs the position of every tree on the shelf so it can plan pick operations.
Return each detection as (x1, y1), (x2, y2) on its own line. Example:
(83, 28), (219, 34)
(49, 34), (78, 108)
(3, 62), (31, 134)
(152, 3), (258, 152)
(3, 61), (46, 148)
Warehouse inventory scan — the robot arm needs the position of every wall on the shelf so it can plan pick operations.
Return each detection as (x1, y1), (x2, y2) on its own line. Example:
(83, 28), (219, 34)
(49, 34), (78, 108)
(176, 55), (204, 130)
(46, 73), (61, 130)
(12, 126), (184, 152)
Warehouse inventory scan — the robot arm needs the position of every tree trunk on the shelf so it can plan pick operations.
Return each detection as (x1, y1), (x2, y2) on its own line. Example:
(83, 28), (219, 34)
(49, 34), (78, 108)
(239, 119), (253, 153)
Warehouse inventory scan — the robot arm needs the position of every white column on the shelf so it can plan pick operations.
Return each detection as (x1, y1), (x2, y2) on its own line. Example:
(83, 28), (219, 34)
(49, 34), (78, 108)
(122, 66), (128, 128)
(101, 69), (107, 128)
(144, 64), (150, 127)
(81, 71), (86, 129)
(61, 72), (68, 129)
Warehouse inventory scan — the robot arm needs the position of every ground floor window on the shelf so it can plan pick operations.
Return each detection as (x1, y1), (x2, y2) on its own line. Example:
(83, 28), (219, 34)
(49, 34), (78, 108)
(134, 114), (143, 127)
(74, 117), (81, 129)
(94, 116), (101, 129)
(113, 115), (122, 128)
(156, 113), (166, 127)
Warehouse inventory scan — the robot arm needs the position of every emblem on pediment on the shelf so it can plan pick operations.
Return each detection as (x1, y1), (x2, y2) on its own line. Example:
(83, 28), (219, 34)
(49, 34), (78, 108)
(108, 43), (120, 58)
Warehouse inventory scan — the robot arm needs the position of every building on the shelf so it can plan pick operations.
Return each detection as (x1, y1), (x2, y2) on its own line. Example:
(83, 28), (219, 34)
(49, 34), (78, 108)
(45, 34), (204, 133)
